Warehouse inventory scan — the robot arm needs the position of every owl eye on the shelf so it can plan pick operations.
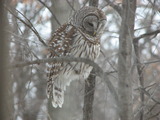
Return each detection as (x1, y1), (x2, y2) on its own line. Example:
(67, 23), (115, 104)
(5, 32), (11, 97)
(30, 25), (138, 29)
(88, 22), (94, 27)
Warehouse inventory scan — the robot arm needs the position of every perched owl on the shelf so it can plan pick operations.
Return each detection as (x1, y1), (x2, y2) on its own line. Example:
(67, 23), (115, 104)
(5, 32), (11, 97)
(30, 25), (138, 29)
(46, 6), (106, 108)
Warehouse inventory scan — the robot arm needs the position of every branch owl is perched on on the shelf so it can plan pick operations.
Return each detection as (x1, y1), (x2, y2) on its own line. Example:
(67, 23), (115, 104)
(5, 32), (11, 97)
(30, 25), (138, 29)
(46, 6), (106, 108)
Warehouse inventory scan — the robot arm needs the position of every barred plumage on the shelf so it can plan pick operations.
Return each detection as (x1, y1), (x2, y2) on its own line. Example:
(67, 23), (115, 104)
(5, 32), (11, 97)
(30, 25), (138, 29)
(46, 6), (106, 108)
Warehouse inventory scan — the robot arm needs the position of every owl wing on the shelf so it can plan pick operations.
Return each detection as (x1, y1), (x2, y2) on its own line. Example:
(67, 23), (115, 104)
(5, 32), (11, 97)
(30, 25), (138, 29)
(46, 23), (76, 107)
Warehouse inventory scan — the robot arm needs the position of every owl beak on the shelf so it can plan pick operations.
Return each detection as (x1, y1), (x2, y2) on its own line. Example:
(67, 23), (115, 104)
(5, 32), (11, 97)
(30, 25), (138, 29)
(93, 31), (97, 36)
(92, 22), (97, 36)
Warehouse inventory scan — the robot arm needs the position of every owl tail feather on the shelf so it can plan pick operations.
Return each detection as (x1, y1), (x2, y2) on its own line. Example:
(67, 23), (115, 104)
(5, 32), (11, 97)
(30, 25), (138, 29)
(51, 84), (64, 108)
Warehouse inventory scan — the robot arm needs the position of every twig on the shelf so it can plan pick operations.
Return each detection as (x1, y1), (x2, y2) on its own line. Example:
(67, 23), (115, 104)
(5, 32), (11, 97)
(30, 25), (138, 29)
(133, 59), (160, 66)
(146, 103), (157, 114)
(5, 7), (47, 47)
(138, 87), (160, 104)
(144, 83), (156, 89)
(143, 59), (160, 65)
(37, 0), (61, 26)
(134, 29), (160, 42)
(147, 110), (160, 120)
(104, 0), (122, 16)
(66, 0), (75, 11)
(15, 9), (47, 46)
(82, 0), (89, 7)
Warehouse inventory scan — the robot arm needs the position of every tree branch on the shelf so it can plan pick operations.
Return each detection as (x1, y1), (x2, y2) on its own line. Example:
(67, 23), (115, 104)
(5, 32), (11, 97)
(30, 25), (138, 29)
(37, 0), (61, 26)
(147, 110), (160, 120)
(83, 70), (95, 120)
(10, 57), (102, 74)
(104, 0), (122, 16)
(138, 88), (160, 104)
(66, 0), (76, 11)
(133, 27), (145, 120)
(134, 29), (160, 42)
(5, 6), (47, 47)
(10, 56), (119, 110)
(143, 59), (160, 65)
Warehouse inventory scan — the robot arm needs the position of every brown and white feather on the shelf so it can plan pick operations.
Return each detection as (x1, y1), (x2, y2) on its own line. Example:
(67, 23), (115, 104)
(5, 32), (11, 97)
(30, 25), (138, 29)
(46, 6), (106, 108)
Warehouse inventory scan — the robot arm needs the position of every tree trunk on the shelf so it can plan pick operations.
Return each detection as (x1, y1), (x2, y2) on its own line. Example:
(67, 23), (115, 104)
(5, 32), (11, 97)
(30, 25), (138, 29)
(83, 70), (96, 120)
(83, 1), (99, 120)
(117, 0), (136, 120)
(0, 1), (10, 119)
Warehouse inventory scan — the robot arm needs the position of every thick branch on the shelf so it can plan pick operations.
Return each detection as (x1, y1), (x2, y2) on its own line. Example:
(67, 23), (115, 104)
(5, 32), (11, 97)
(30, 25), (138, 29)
(10, 57), (103, 75)
(10, 56), (119, 108)
(11, 57), (160, 68)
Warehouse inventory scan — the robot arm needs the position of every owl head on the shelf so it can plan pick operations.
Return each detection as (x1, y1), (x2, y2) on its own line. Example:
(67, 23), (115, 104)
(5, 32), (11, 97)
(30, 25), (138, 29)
(70, 6), (106, 37)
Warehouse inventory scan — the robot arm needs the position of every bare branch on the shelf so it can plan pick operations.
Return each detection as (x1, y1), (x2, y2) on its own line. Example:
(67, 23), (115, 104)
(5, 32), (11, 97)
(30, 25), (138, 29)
(37, 0), (61, 26)
(143, 59), (160, 65)
(134, 29), (160, 42)
(10, 56), (119, 108)
(146, 103), (158, 114)
(138, 88), (160, 104)
(82, 0), (89, 7)
(147, 110), (160, 120)
(5, 7), (47, 47)
(104, 0), (122, 16)
(66, 0), (76, 11)
(133, 23), (145, 120)
(10, 57), (103, 74)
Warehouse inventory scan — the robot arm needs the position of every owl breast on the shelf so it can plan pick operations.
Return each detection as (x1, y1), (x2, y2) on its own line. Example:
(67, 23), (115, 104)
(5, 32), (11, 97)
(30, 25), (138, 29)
(70, 29), (100, 60)
(47, 6), (106, 108)
(59, 29), (100, 87)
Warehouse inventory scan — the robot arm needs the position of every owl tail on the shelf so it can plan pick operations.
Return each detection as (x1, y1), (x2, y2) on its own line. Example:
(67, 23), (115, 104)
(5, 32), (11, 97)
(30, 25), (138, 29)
(51, 84), (64, 108)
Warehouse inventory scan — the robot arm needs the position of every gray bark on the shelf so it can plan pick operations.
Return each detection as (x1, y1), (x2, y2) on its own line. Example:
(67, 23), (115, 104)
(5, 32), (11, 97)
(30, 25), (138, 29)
(117, 0), (136, 120)
(0, 1), (10, 119)
(83, 70), (96, 120)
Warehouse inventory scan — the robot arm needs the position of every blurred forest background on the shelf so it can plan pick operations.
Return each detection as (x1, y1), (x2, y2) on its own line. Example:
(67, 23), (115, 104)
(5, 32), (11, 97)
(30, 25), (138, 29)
(0, 0), (160, 120)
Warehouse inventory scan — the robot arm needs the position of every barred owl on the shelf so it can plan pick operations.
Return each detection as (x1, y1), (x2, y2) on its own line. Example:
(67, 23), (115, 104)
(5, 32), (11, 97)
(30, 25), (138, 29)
(46, 6), (106, 108)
